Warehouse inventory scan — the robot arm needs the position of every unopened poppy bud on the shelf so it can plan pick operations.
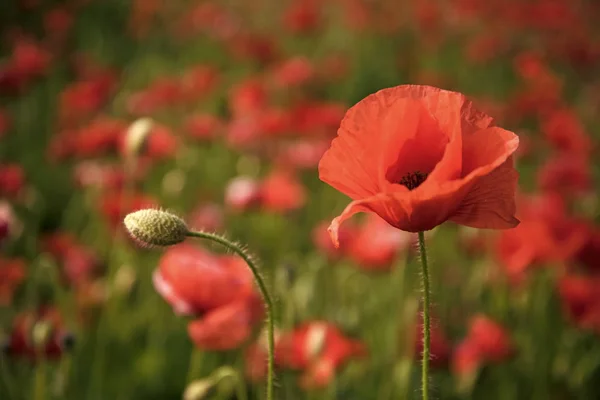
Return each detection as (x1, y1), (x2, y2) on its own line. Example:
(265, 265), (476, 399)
(31, 321), (53, 351)
(183, 379), (214, 400)
(125, 117), (153, 157)
(124, 209), (189, 247)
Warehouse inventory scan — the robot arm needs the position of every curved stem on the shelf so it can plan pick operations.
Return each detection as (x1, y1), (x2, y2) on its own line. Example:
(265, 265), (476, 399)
(186, 230), (274, 400)
(418, 231), (430, 400)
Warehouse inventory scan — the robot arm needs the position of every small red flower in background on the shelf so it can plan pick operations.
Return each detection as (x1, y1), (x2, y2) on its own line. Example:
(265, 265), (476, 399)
(187, 297), (263, 350)
(576, 229), (600, 274)
(259, 169), (306, 213)
(41, 232), (98, 285)
(185, 114), (223, 142)
(537, 155), (592, 198)
(70, 117), (127, 158)
(274, 139), (330, 170)
(283, 0), (320, 33)
(228, 78), (268, 118)
(4, 307), (74, 360)
(271, 56), (315, 88)
(44, 7), (73, 43)
(558, 274), (600, 333)
(73, 161), (126, 190)
(181, 65), (219, 102)
(127, 77), (185, 115)
(58, 76), (117, 126)
(541, 108), (591, 157)
(0, 39), (51, 94)
(0, 257), (26, 305)
(274, 321), (367, 388)
(319, 85), (519, 245)
(495, 193), (588, 283)
(347, 214), (416, 270)
(452, 315), (514, 376)
(0, 164), (25, 198)
(224, 176), (262, 212)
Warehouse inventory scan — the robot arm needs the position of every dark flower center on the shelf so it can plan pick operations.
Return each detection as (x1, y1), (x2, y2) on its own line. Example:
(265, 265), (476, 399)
(399, 171), (428, 190)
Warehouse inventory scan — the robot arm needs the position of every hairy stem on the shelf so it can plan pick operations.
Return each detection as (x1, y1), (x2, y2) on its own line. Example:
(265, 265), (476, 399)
(186, 230), (275, 400)
(418, 231), (430, 400)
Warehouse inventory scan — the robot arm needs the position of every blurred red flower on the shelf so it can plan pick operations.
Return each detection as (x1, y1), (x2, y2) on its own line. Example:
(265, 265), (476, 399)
(271, 56), (315, 88)
(187, 297), (263, 351)
(319, 85), (519, 245)
(0, 164), (25, 198)
(153, 244), (257, 316)
(347, 214), (416, 269)
(0, 257), (26, 305)
(495, 193), (588, 283)
(41, 232), (98, 285)
(4, 307), (73, 360)
(542, 108), (591, 157)
(558, 274), (600, 333)
(224, 176), (262, 212)
(185, 114), (223, 142)
(127, 78), (185, 115)
(259, 169), (306, 213)
(275, 321), (366, 388)
(537, 155), (592, 197)
(0, 39), (50, 94)
(452, 315), (514, 376)
(283, 0), (320, 33)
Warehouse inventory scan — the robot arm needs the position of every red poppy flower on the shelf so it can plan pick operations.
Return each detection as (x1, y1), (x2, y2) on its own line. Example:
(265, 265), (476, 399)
(468, 315), (514, 362)
(224, 176), (262, 212)
(271, 56), (315, 88)
(495, 193), (587, 282)
(319, 85), (519, 245)
(537, 154), (592, 197)
(452, 339), (482, 377)
(0, 257), (26, 305)
(558, 274), (600, 333)
(153, 244), (256, 315)
(259, 169), (306, 213)
(187, 300), (259, 351)
(275, 321), (366, 388)
(99, 191), (157, 229)
(541, 108), (591, 156)
(283, 0), (320, 33)
(4, 307), (73, 360)
(185, 114), (223, 141)
(0, 164), (25, 198)
(41, 232), (98, 285)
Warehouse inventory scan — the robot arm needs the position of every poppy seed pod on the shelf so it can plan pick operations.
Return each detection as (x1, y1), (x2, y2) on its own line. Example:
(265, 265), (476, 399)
(124, 209), (189, 247)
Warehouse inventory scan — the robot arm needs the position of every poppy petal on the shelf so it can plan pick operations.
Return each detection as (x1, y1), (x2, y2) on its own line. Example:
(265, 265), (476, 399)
(449, 157), (520, 229)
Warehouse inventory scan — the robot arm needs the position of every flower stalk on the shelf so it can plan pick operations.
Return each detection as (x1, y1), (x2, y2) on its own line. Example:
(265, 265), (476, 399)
(186, 230), (275, 400)
(418, 231), (430, 400)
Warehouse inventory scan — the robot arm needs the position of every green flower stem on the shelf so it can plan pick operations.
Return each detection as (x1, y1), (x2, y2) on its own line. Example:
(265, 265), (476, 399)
(418, 231), (430, 400)
(186, 230), (275, 400)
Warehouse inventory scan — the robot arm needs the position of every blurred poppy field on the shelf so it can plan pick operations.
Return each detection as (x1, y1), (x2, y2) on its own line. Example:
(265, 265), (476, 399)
(2, 0), (600, 399)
